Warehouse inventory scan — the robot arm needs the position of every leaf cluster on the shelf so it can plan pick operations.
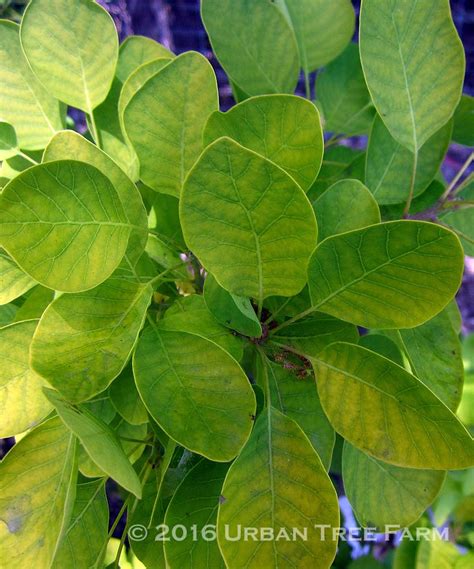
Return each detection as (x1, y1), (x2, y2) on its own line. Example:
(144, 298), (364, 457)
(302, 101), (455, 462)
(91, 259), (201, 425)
(0, 1), (473, 568)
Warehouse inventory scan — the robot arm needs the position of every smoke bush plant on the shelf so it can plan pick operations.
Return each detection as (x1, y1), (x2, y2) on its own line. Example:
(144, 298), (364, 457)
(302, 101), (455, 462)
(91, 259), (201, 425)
(0, 0), (473, 567)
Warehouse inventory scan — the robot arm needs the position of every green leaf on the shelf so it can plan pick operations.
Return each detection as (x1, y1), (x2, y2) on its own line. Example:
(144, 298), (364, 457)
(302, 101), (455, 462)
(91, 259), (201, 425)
(119, 58), (172, 127)
(359, 0), (465, 152)
(0, 122), (18, 160)
(394, 307), (464, 411)
(204, 273), (262, 338)
(45, 388), (142, 498)
(416, 538), (461, 569)
(313, 179), (381, 241)
(89, 78), (139, 181)
(365, 116), (452, 205)
(181, 137), (317, 306)
(201, 0), (299, 96)
(20, 0), (118, 113)
(264, 357), (335, 469)
(109, 367), (148, 426)
(52, 480), (108, 569)
(133, 327), (256, 461)
(0, 416), (77, 569)
(312, 342), (474, 470)
(0, 304), (18, 328)
(145, 234), (187, 278)
(203, 94), (324, 192)
(30, 276), (152, 403)
(271, 312), (359, 357)
(124, 51), (218, 197)
(452, 95), (474, 146)
(316, 43), (375, 136)
(116, 35), (174, 83)
(13, 286), (54, 323)
(164, 460), (228, 568)
(43, 130), (148, 266)
(308, 146), (366, 200)
(148, 192), (185, 250)
(217, 405), (339, 568)
(307, 221), (464, 329)
(275, 0), (355, 72)
(359, 334), (404, 367)
(158, 295), (245, 362)
(0, 320), (52, 437)
(0, 253), (36, 305)
(0, 21), (63, 150)
(440, 182), (474, 256)
(0, 160), (134, 292)
(343, 442), (445, 530)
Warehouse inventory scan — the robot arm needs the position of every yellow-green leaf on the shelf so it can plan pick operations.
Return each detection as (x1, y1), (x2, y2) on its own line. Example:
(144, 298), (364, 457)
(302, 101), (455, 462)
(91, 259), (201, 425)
(201, 0), (299, 96)
(116, 35), (173, 83)
(43, 130), (148, 265)
(275, 0), (355, 71)
(30, 276), (152, 403)
(52, 480), (108, 569)
(265, 357), (335, 469)
(0, 253), (36, 305)
(133, 327), (256, 461)
(20, 0), (118, 113)
(217, 406), (339, 568)
(203, 94), (324, 192)
(164, 460), (228, 569)
(316, 43), (375, 136)
(365, 116), (452, 205)
(0, 416), (77, 569)
(0, 160), (133, 292)
(124, 51), (218, 197)
(360, 0), (465, 152)
(0, 320), (52, 437)
(343, 442), (445, 530)
(181, 137), (317, 305)
(308, 221), (464, 329)
(0, 21), (63, 150)
(313, 179), (381, 241)
(312, 342), (474, 470)
(45, 389), (142, 498)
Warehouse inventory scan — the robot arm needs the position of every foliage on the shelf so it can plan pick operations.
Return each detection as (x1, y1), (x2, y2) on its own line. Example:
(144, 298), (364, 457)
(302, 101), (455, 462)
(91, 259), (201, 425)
(0, 1), (473, 568)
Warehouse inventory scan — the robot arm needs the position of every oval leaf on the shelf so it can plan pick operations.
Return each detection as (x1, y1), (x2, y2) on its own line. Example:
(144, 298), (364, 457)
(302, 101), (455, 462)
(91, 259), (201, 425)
(312, 342), (474, 470)
(313, 179), (381, 241)
(0, 160), (133, 292)
(43, 130), (148, 265)
(276, 0), (355, 71)
(217, 406), (339, 568)
(181, 137), (317, 305)
(201, 0), (299, 96)
(30, 276), (152, 403)
(124, 51), (218, 197)
(308, 221), (464, 329)
(316, 43), (375, 136)
(0, 320), (52, 437)
(133, 327), (256, 461)
(0, 416), (77, 569)
(366, 116), (452, 205)
(343, 442), (445, 530)
(203, 94), (324, 192)
(20, 0), (118, 112)
(164, 460), (228, 569)
(0, 21), (63, 150)
(360, 0), (464, 151)
(116, 35), (174, 83)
